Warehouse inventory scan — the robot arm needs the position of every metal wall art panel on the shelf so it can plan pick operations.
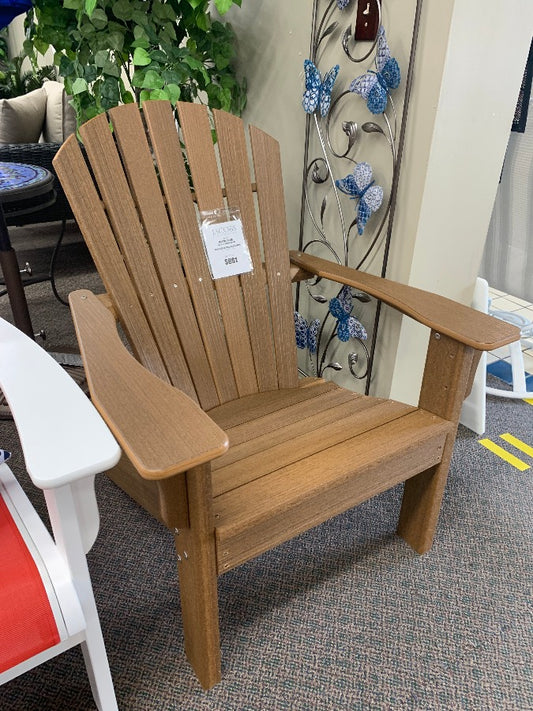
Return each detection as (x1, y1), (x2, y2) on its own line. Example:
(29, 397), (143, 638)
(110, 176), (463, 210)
(295, 0), (423, 393)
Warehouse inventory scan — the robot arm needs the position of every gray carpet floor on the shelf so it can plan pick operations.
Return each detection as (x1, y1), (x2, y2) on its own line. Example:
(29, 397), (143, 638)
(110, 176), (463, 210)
(0, 224), (532, 710)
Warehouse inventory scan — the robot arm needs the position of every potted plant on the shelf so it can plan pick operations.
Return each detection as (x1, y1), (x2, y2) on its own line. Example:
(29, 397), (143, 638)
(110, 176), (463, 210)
(24, 0), (246, 125)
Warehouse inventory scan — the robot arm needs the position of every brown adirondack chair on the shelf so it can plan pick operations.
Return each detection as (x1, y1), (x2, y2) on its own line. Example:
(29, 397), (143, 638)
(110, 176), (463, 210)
(52, 101), (518, 689)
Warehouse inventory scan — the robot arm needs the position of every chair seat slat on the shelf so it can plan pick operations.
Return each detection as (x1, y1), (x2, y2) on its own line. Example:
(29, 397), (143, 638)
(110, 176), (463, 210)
(212, 395), (414, 495)
(213, 410), (452, 572)
(211, 384), (357, 451)
(207, 378), (337, 428)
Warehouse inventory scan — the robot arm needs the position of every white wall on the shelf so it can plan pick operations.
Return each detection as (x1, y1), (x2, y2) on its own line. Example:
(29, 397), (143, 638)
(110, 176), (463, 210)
(223, 4), (311, 243)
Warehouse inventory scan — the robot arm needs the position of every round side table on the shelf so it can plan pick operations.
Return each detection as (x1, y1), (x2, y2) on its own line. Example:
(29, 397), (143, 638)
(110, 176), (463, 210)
(0, 162), (56, 339)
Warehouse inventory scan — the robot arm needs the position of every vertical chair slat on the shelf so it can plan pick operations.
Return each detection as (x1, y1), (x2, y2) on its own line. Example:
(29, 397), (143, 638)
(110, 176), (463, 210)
(213, 109), (278, 393)
(53, 137), (171, 384)
(143, 100), (238, 406)
(177, 102), (259, 400)
(109, 103), (217, 409)
(249, 125), (299, 389)
(78, 113), (196, 400)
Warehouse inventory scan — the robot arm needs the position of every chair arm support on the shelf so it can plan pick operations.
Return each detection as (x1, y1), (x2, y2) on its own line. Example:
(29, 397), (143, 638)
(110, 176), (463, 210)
(69, 290), (229, 480)
(289, 251), (519, 351)
(0, 317), (120, 489)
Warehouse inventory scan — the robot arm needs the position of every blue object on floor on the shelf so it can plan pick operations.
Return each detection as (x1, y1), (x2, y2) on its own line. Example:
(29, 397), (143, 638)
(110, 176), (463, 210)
(487, 360), (533, 389)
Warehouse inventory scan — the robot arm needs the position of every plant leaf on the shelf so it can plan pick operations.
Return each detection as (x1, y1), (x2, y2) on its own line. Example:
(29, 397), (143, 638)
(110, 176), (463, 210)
(214, 0), (234, 14)
(133, 47), (152, 67)
(84, 0), (97, 15)
(141, 69), (164, 90)
(71, 77), (88, 94)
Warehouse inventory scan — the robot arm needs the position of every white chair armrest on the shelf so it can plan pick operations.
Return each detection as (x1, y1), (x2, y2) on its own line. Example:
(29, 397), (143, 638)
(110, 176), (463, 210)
(0, 318), (120, 489)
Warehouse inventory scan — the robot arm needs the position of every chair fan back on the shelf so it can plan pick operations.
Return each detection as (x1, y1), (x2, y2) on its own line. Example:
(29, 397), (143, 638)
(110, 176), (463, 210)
(54, 101), (299, 409)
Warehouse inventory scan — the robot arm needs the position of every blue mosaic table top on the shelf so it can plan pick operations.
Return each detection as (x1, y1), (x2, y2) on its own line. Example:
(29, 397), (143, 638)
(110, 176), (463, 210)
(0, 162), (50, 193)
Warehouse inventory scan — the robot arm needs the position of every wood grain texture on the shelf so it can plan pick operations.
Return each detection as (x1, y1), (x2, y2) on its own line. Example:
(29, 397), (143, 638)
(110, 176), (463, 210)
(208, 378), (338, 429)
(250, 125), (299, 389)
(211, 385), (361, 455)
(290, 251), (520, 350)
(111, 102), (218, 410)
(70, 290), (228, 480)
(54, 136), (170, 384)
(177, 465), (221, 689)
(53, 102), (483, 689)
(142, 100), (232, 408)
(214, 409), (452, 572)
(106, 453), (189, 530)
(213, 108), (278, 392)
(77, 112), (196, 400)
(397, 332), (476, 552)
(177, 102), (258, 400)
(213, 398), (414, 496)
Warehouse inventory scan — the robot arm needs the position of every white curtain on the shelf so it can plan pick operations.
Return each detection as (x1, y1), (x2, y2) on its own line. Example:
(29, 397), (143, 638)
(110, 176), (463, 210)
(480, 81), (533, 302)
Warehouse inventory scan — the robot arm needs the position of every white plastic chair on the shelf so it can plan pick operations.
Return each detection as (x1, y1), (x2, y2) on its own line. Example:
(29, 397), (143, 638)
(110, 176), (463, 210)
(0, 316), (121, 710)
(461, 277), (533, 435)
(485, 307), (533, 400)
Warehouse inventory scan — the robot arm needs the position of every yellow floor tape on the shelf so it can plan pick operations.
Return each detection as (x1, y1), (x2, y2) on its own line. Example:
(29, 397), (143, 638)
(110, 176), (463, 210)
(478, 438), (530, 471)
(499, 433), (533, 458)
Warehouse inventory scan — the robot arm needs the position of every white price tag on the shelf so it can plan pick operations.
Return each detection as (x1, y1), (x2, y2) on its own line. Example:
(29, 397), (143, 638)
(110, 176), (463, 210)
(201, 218), (253, 279)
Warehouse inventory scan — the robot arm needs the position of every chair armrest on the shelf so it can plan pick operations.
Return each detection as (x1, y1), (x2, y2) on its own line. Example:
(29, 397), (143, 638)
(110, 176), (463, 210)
(290, 251), (519, 351)
(69, 289), (229, 480)
(0, 317), (120, 489)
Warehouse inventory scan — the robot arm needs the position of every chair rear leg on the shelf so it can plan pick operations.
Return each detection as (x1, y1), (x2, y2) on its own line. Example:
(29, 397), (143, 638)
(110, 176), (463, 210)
(176, 465), (221, 689)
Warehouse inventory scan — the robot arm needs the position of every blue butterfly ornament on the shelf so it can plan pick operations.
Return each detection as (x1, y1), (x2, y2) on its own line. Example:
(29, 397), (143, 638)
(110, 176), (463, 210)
(302, 60), (340, 118)
(349, 25), (400, 114)
(294, 311), (320, 353)
(335, 162), (383, 235)
(328, 286), (367, 343)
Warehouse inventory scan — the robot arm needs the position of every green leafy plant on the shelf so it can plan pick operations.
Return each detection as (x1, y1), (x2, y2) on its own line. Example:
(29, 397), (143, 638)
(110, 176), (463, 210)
(24, 0), (246, 125)
(0, 30), (56, 99)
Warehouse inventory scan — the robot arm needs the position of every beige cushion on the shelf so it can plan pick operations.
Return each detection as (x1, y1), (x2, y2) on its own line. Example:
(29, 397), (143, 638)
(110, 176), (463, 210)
(42, 80), (76, 142)
(61, 89), (77, 139)
(0, 88), (47, 143)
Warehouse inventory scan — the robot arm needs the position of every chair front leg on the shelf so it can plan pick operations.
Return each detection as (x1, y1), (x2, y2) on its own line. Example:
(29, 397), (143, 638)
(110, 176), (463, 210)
(397, 331), (477, 553)
(175, 464), (221, 689)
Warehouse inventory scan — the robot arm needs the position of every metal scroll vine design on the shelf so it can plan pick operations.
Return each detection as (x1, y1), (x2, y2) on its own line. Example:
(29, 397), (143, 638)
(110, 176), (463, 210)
(295, 0), (423, 393)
